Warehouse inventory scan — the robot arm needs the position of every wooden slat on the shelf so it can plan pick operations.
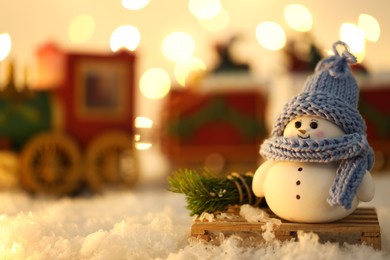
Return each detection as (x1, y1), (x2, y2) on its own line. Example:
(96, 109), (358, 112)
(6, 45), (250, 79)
(190, 206), (381, 250)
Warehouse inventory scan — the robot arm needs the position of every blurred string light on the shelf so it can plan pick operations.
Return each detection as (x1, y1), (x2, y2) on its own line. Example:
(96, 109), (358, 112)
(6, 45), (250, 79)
(358, 14), (380, 42)
(110, 25), (141, 52)
(0, 33), (12, 61)
(198, 7), (230, 32)
(121, 0), (150, 10)
(284, 4), (313, 32)
(68, 15), (95, 44)
(174, 57), (206, 87)
(134, 138), (152, 150)
(162, 32), (195, 62)
(139, 68), (171, 99)
(134, 116), (153, 150)
(135, 116), (154, 128)
(188, 0), (221, 20)
(255, 21), (286, 51)
(339, 23), (365, 62)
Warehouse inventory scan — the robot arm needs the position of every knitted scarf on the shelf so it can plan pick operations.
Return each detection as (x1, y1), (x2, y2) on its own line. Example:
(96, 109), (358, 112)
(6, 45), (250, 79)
(260, 133), (374, 210)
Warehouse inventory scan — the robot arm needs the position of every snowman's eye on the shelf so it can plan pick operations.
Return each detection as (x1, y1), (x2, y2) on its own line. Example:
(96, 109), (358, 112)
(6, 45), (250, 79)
(310, 121), (318, 129)
(294, 121), (302, 129)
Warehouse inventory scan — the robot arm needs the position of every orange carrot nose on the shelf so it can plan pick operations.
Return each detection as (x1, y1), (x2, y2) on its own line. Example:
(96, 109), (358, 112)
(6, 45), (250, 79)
(298, 129), (306, 134)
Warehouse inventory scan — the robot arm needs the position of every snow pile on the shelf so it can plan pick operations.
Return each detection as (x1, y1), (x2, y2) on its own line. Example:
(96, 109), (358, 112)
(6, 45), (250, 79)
(0, 174), (389, 259)
(197, 212), (216, 222)
(0, 190), (190, 259)
(240, 204), (270, 223)
(176, 231), (384, 260)
(240, 204), (281, 241)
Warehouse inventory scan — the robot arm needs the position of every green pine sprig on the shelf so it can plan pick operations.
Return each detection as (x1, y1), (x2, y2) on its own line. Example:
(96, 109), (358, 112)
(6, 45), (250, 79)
(168, 168), (259, 216)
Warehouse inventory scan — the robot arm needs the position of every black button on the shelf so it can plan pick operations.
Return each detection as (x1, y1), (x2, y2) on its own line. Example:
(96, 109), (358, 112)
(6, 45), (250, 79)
(296, 195), (301, 200)
(296, 180), (301, 185)
(298, 167), (303, 172)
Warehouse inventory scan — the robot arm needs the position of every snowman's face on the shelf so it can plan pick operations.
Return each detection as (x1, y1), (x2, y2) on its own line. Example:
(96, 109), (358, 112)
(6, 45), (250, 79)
(283, 116), (345, 140)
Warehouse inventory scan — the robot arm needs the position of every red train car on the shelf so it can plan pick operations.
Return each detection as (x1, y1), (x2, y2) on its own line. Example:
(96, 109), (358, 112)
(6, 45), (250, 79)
(18, 50), (138, 194)
(160, 87), (268, 174)
(359, 84), (390, 171)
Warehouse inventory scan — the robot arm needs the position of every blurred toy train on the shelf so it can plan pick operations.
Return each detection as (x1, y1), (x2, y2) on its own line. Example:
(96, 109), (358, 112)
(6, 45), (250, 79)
(1, 46), (390, 196)
(0, 50), (138, 195)
(358, 80), (390, 171)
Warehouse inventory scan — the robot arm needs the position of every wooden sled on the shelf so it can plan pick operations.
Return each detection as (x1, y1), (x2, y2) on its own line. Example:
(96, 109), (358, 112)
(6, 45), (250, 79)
(190, 206), (381, 250)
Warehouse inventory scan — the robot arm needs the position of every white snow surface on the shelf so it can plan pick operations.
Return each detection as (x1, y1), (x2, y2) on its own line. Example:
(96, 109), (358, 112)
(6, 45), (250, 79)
(0, 174), (389, 260)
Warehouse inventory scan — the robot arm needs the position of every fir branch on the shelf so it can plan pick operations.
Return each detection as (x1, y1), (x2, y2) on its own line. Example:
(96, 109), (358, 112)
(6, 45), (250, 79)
(168, 168), (259, 216)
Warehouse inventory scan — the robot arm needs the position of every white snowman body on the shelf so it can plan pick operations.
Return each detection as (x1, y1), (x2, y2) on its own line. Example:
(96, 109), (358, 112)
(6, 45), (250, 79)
(252, 116), (375, 223)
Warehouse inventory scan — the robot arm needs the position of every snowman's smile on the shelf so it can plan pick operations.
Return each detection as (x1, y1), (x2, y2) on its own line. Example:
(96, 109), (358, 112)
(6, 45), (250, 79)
(297, 134), (310, 139)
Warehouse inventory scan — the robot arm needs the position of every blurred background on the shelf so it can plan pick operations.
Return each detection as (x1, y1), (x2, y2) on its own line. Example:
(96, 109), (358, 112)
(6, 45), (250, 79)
(0, 0), (389, 194)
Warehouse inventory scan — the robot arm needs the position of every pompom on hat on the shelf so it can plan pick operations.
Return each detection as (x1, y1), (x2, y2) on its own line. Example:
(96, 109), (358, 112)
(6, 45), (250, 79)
(261, 41), (374, 209)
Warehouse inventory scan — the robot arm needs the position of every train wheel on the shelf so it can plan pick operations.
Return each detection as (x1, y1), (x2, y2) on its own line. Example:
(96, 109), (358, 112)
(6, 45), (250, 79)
(86, 131), (138, 191)
(20, 132), (82, 195)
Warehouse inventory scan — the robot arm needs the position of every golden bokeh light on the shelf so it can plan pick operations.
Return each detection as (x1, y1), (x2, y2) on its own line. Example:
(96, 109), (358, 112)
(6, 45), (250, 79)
(121, 0), (150, 10)
(140, 68), (171, 99)
(68, 15), (95, 44)
(134, 141), (153, 150)
(188, 0), (221, 20)
(339, 23), (366, 62)
(135, 116), (154, 128)
(110, 25), (141, 52)
(0, 33), (12, 61)
(255, 22), (286, 51)
(174, 57), (207, 87)
(162, 32), (195, 62)
(134, 116), (154, 150)
(358, 14), (381, 42)
(284, 4), (313, 32)
(198, 7), (230, 32)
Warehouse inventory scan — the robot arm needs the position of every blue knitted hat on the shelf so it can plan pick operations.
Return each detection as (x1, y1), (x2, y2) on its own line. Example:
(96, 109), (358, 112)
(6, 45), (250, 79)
(262, 41), (374, 209)
(272, 41), (366, 136)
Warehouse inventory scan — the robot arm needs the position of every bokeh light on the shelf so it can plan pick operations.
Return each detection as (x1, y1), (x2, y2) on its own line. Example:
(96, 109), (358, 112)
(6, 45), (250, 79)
(174, 57), (207, 87)
(135, 142), (152, 150)
(135, 116), (154, 128)
(198, 8), (230, 32)
(188, 0), (221, 20)
(0, 33), (12, 61)
(134, 116), (153, 150)
(162, 32), (195, 62)
(255, 22), (286, 51)
(134, 139), (152, 150)
(140, 68), (171, 99)
(339, 23), (365, 62)
(358, 14), (381, 42)
(110, 25), (141, 52)
(121, 0), (150, 10)
(68, 15), (95, 44)
(284, 4), (313, 32)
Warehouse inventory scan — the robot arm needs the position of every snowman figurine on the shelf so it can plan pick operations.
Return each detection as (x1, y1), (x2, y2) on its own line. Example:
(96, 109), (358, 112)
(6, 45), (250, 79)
(252, 41), (375, 223)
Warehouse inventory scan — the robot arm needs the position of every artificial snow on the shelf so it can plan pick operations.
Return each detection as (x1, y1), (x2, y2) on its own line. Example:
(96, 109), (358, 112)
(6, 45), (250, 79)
(239, 204), (281, 242)
(0, 174), (389, 260)
(240, 204), (271, 223)
(197, 212), (216, 223)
